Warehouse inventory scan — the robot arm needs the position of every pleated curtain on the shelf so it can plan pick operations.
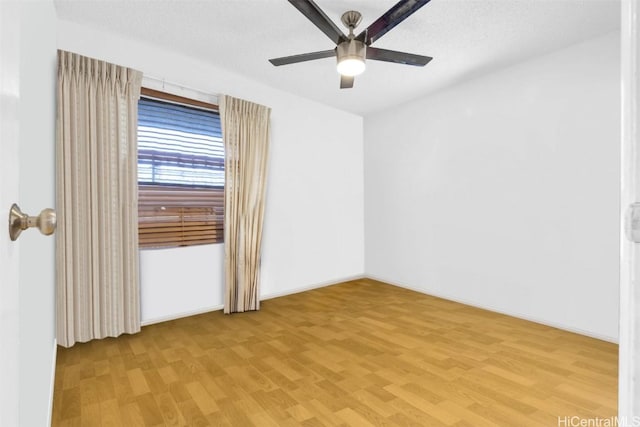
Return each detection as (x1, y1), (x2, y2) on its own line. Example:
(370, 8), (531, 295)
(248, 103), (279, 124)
(220, 96), (271, 314)
(56, 50), (142, 347)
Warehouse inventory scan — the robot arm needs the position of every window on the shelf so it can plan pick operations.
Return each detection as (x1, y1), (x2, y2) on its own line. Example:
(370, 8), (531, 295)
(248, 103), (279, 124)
(137, 88), (224, 248)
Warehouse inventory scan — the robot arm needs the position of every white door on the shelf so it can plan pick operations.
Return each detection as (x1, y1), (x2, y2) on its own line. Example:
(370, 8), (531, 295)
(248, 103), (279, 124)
(0, 2), (22, 425)
(620, 0), (640, 419)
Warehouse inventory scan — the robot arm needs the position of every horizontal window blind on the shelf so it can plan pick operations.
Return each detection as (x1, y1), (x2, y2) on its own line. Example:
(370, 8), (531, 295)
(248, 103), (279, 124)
(138, 89), (224, 249)
(138, 185), (223, 248)
(138, 96), (223, 187)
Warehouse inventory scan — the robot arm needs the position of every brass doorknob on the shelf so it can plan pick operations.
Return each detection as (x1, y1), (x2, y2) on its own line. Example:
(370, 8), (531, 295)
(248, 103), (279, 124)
(8, 203), (56, 241)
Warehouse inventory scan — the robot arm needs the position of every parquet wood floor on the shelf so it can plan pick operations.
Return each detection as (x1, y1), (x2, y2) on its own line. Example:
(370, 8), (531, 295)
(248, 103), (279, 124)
(51, 278), (618, 426)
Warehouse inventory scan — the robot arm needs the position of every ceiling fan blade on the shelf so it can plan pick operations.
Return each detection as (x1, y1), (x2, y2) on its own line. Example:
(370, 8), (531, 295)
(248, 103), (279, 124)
(269, 49), (336, 66)
(288, 0), (347, 45)
(366, 47), (432, 67)
(358, 0), (433, 46)
(340, 75), (354, 89)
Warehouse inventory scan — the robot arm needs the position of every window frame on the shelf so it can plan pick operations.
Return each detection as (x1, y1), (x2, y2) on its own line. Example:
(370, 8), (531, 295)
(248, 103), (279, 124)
(137, 87), (224, 249)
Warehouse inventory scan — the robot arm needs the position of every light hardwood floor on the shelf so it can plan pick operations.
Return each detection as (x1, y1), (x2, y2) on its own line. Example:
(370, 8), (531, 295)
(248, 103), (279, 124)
(52, 278), (617, 426)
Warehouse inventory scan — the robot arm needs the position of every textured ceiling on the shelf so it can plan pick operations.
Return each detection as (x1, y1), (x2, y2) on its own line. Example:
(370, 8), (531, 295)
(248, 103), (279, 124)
(54, 0), (620, 116)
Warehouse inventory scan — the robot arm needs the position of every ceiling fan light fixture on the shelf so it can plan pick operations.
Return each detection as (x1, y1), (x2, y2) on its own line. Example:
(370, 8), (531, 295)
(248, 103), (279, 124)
(337, 58), (366, 76)
(336, 39), (366, 76)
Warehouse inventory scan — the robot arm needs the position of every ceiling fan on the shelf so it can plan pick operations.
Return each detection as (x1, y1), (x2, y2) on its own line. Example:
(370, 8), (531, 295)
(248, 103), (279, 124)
(269, 0), (434, 89)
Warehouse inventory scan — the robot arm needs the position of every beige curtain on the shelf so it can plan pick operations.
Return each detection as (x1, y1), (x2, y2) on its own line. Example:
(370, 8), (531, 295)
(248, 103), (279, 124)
(56, 50), (142, 347)
(220, 95), (271, 314)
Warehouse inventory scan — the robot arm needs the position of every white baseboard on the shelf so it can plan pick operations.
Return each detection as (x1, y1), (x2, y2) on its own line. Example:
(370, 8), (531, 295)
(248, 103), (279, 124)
(142, 274), (616, 343)
(141, 305), (224, 327)
(260, 274), (366, 301)
(47, 338), (57, 427)
(141, 275), (366, 326)
(366, 274), (619, 344)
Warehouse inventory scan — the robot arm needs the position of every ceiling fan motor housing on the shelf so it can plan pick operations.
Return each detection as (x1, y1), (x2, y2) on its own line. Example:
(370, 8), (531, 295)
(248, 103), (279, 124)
(336, 39), (367, 75)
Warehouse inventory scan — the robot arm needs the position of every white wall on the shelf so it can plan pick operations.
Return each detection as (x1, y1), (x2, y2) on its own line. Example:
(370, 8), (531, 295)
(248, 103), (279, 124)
(57, 21), (365, 324)
(18, 1), (58, 426)
(364, 32), (620, 342)
(139, 245), (224, 323)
